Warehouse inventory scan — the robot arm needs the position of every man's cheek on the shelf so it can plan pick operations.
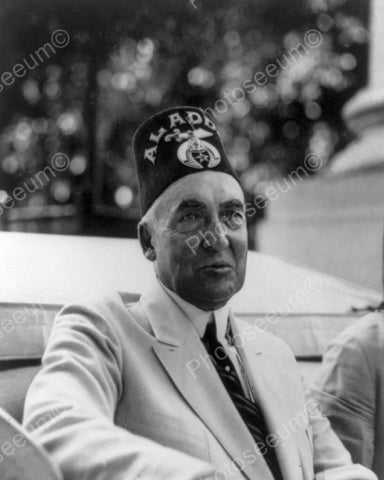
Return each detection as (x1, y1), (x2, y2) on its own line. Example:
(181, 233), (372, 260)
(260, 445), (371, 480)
(174, 232), (202, 257)
(168, 238), (198, 265)
(184, 236), (200, 255)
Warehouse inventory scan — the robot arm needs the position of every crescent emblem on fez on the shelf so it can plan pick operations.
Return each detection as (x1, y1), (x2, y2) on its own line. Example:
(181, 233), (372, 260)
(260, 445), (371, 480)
(177, 130), (221, 169)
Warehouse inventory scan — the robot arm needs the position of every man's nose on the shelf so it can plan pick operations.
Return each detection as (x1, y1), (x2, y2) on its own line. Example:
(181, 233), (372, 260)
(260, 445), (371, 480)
(201, 220), (229, 250)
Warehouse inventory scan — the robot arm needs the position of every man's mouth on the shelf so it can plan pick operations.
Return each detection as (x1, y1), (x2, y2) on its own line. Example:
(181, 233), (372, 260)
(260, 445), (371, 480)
(199, 262), (233, 273)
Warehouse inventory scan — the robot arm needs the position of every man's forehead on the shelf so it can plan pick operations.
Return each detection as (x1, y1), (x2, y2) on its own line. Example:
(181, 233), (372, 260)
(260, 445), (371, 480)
(165, 172), (244, 206)
(148, 171), (244, 223)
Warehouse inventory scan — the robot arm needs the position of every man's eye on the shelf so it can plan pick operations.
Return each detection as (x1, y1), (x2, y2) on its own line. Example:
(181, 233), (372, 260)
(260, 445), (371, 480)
(223, 211), (245, 227)
(180, 213), (200, 222)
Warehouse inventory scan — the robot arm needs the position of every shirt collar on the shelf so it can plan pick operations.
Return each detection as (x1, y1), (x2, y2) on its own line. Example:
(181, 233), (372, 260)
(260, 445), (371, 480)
(158, 278), (230, 339)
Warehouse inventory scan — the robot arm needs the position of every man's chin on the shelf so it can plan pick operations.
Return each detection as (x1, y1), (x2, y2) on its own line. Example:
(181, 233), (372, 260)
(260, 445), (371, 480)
(193, 283), (238, 309)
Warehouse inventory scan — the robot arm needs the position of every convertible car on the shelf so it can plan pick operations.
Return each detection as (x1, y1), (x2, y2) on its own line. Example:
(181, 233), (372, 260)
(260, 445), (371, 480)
(0, 231), (381, 479)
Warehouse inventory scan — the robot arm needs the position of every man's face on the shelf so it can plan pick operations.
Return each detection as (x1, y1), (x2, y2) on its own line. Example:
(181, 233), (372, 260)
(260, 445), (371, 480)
(143, 171), (248, 311)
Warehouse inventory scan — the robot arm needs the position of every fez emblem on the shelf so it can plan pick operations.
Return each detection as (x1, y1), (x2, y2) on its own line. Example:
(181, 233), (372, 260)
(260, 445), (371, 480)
(175, 128), (221, 169)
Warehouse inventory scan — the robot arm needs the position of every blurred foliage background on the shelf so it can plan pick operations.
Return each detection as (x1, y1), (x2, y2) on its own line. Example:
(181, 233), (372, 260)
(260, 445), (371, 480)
(0, 0), (369, 246)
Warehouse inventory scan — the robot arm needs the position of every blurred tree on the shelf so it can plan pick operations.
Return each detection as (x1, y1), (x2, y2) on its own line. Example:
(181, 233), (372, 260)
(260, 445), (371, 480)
(0, 0), (369, 244)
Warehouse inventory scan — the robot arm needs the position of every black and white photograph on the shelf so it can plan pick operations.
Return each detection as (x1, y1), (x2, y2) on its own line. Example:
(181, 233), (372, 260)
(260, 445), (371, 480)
(0, 0), (383, 479)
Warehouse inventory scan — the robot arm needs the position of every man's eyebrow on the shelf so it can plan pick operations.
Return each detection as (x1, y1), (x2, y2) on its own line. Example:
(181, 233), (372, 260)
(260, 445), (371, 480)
(175, 199), (206, 212)
(220, 199), (245, 210)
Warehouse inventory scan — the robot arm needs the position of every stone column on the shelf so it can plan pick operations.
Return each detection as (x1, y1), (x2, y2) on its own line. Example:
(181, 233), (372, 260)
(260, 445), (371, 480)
(257, 0), (384, 292)
(331, 0), (384, 173)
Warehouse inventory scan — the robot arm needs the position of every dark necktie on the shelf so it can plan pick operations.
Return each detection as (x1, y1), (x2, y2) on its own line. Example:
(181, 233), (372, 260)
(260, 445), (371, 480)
(203, 320), (283, 480)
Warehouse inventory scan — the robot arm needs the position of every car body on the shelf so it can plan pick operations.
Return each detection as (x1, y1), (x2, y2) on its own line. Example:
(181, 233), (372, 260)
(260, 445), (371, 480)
(0, 230), (381, 421)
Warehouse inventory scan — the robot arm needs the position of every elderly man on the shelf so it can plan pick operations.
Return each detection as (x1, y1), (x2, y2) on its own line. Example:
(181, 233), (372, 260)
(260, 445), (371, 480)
(23, 107), (375, 480)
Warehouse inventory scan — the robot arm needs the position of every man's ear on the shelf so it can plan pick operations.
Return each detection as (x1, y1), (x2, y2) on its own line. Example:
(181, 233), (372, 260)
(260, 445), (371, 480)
(138, 221), (156, 262)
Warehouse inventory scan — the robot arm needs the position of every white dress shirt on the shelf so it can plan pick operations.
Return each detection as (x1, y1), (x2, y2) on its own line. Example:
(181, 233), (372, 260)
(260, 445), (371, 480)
(159, 278), (254, 400)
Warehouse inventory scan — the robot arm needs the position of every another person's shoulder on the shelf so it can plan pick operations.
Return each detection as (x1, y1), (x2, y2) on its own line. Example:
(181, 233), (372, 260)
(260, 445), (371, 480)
(317, 312), (384, 388)
(343, 311), (384, 343)
(334, 311), (384, 360)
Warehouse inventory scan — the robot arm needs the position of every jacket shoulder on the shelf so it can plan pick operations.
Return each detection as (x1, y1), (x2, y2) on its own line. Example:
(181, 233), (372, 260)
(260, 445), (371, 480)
(329, 312), (384, 370)
(343, 311), (384, 342)
(52, 290), (142, 338)
(58, 290), (131, 317)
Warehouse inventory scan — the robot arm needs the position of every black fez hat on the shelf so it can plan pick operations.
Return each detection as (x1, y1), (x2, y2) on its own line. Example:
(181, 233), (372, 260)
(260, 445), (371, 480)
(133, 106), (240, 215)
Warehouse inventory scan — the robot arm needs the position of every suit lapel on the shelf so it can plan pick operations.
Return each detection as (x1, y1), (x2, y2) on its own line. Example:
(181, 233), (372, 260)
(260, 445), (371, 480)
(141, 280), (274, 480)
(230, 314), (303, 480)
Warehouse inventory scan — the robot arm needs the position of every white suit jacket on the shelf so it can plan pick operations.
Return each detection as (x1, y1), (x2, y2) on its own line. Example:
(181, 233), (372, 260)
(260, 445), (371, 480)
(313, 312), (384, 480)
(23, 279), (376, 480)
